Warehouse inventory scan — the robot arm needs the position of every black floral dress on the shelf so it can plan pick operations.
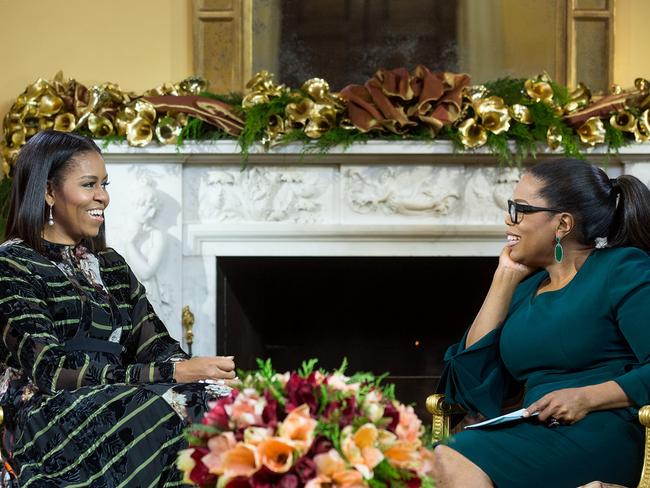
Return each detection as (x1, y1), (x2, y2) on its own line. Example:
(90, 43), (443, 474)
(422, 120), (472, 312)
(0, 239), (229, 487)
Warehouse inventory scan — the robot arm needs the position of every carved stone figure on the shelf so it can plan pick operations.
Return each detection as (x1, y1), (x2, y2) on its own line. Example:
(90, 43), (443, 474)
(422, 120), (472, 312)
(344, 166), (461, 216)
(124, 179), (171, 316)
(197, 167), (329, 223)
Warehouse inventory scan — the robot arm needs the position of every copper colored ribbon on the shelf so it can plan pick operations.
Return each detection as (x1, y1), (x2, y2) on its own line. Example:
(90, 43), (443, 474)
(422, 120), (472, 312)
(144, 96), (244, 136)
(339, 65), (470, 135)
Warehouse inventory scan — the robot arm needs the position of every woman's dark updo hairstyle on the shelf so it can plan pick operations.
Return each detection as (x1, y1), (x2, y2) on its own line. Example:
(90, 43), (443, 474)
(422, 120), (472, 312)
(4, 129), (106, 253)
(528, 158), (650, 253)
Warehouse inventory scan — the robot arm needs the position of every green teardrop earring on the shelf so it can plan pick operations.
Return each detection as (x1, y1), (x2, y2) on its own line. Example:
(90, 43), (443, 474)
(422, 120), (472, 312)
(554, 236), (564, 263)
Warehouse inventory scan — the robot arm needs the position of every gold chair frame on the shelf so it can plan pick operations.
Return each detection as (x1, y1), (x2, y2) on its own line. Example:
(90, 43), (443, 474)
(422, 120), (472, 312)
(426, 394), (650, 488)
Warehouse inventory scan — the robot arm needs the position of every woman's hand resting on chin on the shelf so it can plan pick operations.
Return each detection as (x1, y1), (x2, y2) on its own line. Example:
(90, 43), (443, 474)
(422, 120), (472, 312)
(496, 246), (536, 284)
(173, 356), (237, 383)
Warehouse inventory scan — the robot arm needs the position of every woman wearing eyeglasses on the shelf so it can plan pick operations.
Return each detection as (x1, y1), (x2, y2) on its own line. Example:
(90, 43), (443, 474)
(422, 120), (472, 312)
(434, 159), (650, 488)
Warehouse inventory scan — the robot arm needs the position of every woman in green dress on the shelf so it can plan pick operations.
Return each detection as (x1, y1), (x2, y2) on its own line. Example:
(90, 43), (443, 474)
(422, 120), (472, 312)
(435, 159), (650, 487)
(0, 130), (237, 486)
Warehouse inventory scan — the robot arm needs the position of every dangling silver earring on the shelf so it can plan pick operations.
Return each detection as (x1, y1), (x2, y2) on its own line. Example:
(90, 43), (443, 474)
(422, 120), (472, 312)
(48, 204), (54, 226)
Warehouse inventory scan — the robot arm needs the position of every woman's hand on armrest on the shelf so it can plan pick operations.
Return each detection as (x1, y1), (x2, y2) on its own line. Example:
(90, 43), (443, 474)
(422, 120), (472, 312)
(173, 356), (236, 383)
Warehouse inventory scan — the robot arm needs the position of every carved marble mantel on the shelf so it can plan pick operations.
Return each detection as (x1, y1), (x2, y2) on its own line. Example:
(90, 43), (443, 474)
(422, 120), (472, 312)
(101, 141), (650, 356)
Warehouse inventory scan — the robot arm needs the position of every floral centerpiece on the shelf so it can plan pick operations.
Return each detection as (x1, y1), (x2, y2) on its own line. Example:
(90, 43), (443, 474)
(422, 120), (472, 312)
(177, 359), (436, 488)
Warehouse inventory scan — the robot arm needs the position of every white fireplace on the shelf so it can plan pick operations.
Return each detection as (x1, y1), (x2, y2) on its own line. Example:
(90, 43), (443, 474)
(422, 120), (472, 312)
(102, 141), (650, 358)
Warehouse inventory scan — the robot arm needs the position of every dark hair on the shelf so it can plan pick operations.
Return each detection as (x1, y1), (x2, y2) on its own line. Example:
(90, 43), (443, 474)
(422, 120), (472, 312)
(4, 130), (106, 253)
(528, 158), (650, 253)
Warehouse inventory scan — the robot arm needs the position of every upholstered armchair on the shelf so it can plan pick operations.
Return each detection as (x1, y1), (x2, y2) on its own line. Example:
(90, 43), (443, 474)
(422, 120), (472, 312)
(426, 394), (650, 488)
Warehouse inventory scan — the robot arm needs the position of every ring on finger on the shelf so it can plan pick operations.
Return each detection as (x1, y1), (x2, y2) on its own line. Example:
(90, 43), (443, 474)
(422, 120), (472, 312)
(547, 416), (561, 428)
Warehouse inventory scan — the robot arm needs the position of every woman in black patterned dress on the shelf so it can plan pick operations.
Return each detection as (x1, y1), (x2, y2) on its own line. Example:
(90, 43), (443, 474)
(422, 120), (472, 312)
(0, 130), (236, 487)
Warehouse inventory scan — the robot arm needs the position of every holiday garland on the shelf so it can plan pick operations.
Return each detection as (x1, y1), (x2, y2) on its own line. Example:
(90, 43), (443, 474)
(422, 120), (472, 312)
(1, 67), (649, 178)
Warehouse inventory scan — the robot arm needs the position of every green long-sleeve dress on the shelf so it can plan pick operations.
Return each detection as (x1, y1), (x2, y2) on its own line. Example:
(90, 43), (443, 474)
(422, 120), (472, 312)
(0, 239), (230, 487)
(440, 246), (650, 487)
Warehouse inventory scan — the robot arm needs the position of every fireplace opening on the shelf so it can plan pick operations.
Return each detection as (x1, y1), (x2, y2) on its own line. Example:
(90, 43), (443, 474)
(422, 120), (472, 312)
(217, 256), (498, 419)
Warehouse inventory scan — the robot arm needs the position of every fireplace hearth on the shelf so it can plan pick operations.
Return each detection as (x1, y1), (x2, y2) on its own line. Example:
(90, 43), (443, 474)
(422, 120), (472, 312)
(217, 256), (497, 419)
(101, 141), (643, 419)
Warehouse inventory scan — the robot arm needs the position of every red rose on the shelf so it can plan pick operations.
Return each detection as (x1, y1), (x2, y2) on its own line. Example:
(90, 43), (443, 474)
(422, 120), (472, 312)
(383, 401), (400, 432)
(189, 447), (218, 485)
(306, 435), (333, 457)
(306, 372), (320, 386)
(203, 396), (234, 429)
(291, 456), (317, 483)
(251, 465), (281, 488)
(338, 396), (360, 428)
(322, 400), (339, 419)
(285, 373), (318, 415)
(225, 477), (252, 488)
(262, 390), (280, 427)
(406, 475), (422, 488)
(278, 473), (299, 488)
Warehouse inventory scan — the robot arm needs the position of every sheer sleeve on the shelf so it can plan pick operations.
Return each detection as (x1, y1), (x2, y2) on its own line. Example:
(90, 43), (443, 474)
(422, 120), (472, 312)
(0, 253), (181, 395)
(608, 248), (650, 406)
(124, 262), (190, 365)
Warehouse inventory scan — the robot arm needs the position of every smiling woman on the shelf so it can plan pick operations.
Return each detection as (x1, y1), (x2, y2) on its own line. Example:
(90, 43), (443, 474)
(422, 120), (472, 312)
(434, 159), (650, 487)
(0, 130), (238, 487)
(42, 150), (110, 246)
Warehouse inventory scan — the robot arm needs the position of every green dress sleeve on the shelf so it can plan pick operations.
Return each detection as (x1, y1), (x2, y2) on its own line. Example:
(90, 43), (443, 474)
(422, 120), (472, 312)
(608, 247), (650, 406)
(439, 327), (518, 418)
(438, 276), (533, 418)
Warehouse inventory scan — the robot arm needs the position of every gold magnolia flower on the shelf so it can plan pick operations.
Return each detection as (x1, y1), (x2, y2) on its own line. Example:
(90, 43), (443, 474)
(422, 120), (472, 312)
(458, 118), (488, 148)
(285, 98), (314, 127)
(634, 109), (650, 143)
(509, 104), (532, 124)
(610, 110), (637, 132)
(546, 125), (563, 150)
(563, 83), (591, 114)
(458, 96), (511, 148)
(577, 116), (606, 145)
(525, 78), (554, 103)
(243, 70), (287, 109)
(474, 96), (511, 135)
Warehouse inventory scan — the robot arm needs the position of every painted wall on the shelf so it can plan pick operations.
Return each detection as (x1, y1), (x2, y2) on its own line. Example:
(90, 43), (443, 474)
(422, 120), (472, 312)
(613, 0), (650, 85)
(0, 0), (193, 131)
(0, 0), (648, 133)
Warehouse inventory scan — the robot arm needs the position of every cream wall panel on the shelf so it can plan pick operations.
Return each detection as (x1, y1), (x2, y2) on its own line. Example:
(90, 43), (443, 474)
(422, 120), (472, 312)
(0, 0), (193, 131)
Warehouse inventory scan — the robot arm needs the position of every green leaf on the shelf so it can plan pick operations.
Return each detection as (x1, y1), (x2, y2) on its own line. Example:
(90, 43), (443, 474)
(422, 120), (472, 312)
(484, 77), (527, 105)
(487, 132), (513, 165)
(299, 358), (319, 377)
(336, 357), (349, 375)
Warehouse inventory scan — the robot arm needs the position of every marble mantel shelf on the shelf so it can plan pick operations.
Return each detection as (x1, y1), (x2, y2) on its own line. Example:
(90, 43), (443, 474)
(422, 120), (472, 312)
(100, 141), (650, 354)
(101, 140), (650, 165)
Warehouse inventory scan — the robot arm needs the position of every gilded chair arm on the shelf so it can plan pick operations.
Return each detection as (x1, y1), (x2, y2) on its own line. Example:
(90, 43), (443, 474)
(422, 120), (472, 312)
(426, 394), (465, 443)
(427, 397), (650, 487)
(0, 406), (3, 427)
(637, 406), (650, 488)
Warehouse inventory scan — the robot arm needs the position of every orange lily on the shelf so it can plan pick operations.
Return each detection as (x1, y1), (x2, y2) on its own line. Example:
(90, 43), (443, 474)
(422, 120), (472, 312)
(221, 443), (260, 478)
(279, 404), (318, 452)
(256, 437), (296, 473)
(201, 432), (237, 475)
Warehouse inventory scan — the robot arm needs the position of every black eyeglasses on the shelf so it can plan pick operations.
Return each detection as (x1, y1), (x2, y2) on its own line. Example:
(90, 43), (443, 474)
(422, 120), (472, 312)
(507, 200), (562, 224)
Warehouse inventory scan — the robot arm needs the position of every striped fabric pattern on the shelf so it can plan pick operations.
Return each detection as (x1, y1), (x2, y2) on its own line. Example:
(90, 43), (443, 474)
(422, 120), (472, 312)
(0, 240), (218, 487)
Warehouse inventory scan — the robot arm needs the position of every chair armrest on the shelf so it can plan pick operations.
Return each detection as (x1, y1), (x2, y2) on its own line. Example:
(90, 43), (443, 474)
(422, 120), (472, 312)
(426, 394), (465, 443)
(0, 406), (3, 427)
(637, 406), (650, 488)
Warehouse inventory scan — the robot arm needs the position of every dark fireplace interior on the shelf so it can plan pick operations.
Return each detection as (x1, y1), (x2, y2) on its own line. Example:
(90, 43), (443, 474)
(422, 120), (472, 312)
(217, 256), (497, 420)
